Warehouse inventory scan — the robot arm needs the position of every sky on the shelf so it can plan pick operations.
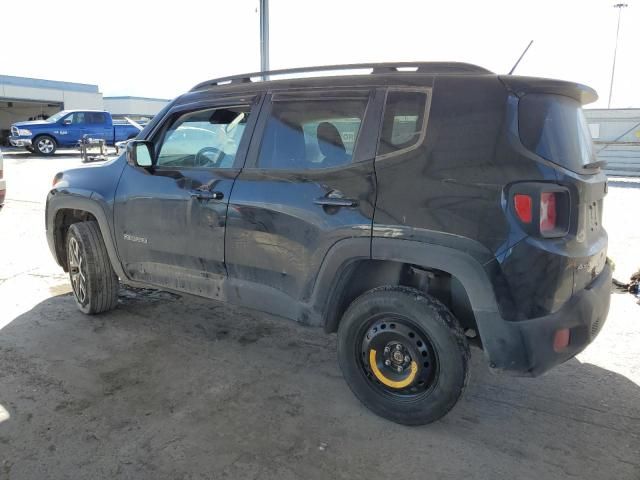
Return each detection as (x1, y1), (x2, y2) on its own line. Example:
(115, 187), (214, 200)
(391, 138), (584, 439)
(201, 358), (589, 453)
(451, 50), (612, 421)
(1, 0), (638, 108)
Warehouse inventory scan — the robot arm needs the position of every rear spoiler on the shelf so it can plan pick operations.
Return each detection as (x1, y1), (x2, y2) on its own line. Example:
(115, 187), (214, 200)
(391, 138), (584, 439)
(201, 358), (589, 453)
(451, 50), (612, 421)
(499, 75), (598, 105)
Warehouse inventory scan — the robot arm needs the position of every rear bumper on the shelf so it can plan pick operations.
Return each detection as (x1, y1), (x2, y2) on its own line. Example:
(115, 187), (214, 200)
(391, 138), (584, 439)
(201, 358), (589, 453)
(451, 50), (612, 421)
(517, 261), (612, 375)
(9, 136), (32, 147)
(480, 261), (612, 376)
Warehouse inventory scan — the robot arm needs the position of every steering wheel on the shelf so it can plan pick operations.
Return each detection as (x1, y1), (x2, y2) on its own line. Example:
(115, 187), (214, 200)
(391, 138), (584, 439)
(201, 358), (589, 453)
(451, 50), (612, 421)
(195, 146), (223, 167)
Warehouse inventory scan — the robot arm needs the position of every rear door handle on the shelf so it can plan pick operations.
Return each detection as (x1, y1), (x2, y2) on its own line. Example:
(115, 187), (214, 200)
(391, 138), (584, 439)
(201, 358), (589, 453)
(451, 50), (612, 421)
(190, 190), (224, 201)
(314, 196), (358, 208)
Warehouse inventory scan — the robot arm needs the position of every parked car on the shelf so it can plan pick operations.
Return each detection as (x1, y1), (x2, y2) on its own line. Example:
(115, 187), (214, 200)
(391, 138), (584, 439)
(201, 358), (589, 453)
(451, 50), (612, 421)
(0, 149), (5, 207)
(45, 62), (611, 425)
(9, 110), (141, 156)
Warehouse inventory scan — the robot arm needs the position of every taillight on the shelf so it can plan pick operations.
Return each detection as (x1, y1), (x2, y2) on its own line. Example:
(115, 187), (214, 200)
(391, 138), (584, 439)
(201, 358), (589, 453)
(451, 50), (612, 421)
(540, 192), (557, 233)
(509, 183), (570, 238)
(514, 194), (532, 223)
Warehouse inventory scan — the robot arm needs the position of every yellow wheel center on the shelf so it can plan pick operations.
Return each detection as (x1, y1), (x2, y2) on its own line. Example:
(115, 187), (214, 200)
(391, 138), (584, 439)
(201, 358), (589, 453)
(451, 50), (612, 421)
(369, 349), (418, 389)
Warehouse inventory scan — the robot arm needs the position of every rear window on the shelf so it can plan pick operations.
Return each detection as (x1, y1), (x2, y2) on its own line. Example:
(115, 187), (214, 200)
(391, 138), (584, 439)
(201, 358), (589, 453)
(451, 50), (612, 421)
(519, 94), (596, 173)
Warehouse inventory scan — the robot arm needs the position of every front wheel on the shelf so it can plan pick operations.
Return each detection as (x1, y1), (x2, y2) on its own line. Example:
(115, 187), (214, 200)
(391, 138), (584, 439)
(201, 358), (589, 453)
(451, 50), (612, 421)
(337, 286), (470, 425)
(33, 135), (57, 156)
(66, 221), (119, 314)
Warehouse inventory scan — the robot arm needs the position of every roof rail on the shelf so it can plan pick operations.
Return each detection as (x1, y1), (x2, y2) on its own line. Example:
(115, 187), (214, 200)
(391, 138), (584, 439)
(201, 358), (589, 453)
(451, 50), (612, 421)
(190, 62), (492, 91)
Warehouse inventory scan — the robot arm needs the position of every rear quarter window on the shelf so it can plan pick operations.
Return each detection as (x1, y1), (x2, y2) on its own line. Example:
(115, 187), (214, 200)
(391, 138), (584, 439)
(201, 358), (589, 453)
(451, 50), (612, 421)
(519, 94), (596, 173)
(378, 90), (429, 157)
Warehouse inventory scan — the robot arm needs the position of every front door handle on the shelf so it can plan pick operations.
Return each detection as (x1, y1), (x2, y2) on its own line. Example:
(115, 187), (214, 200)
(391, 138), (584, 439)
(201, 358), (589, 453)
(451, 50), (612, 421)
(314, 196), (358, 208)
(190, 190), (224, 201)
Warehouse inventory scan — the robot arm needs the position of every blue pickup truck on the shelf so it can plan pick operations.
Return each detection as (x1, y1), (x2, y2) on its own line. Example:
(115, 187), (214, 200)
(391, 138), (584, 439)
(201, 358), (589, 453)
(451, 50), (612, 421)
(9, 110), (141, 155)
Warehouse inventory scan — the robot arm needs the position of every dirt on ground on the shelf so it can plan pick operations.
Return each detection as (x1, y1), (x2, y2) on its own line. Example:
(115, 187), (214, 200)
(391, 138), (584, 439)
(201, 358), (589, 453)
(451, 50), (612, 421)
(0, 152), (639, 480)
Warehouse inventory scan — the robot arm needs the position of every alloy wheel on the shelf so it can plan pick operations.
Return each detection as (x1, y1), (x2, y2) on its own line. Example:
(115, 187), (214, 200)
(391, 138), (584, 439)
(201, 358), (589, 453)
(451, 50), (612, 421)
(68, 236), (87, 305)
(37, 138), (55, 154)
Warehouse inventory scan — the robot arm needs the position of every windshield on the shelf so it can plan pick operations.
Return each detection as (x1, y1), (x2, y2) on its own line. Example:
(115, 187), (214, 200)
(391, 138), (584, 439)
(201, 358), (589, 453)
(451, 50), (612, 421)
(46, 111), (69, 123)
(519, 94), (596, 173)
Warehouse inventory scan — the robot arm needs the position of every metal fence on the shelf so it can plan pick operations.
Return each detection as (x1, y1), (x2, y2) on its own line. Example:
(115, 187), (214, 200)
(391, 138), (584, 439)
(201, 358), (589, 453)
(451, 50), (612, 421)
(584, 109), (640, 177)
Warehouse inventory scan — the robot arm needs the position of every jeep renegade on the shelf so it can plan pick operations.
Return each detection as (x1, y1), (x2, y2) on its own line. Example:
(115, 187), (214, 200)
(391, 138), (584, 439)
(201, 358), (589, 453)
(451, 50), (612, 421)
(46, 62), (611, 425)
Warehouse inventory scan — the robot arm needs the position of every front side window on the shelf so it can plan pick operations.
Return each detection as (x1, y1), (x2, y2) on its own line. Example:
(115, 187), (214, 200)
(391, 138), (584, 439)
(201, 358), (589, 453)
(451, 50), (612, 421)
(378, 91), (429, 156)
(157, 106), (251, 168)
(66, 112), (86, 125)
(257, 98), (368, 170)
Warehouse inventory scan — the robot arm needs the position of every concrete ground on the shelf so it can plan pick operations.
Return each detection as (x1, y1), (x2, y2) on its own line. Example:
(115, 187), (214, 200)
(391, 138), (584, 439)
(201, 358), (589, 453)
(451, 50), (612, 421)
(0, 151), (638, 480)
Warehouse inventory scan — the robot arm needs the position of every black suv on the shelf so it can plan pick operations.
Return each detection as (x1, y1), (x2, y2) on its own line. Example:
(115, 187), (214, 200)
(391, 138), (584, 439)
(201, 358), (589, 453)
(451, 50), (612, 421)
(46, 62), (611, 425)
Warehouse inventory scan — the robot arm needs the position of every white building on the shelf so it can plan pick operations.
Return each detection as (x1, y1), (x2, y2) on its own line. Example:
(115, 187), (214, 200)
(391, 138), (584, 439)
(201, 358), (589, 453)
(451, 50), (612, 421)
(0, 75), (103, 141)
(584, 108), (640, 177)
(103, 96), (170, 121)
(1, 75), (169, 146)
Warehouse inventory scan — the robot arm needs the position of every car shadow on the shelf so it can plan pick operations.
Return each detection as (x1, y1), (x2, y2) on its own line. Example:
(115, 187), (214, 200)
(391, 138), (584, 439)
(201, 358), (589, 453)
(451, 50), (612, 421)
(0, 291), (638, 479)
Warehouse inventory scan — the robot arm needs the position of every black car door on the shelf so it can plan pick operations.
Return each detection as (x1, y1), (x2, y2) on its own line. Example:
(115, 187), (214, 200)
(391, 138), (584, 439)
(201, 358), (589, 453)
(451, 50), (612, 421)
(225, 88), (381, 321)
(113, 94), (261, 298)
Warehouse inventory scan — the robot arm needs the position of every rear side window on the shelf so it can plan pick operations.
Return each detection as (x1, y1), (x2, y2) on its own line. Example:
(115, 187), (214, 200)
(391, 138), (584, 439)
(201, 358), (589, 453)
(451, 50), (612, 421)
(378, 90), (429, 156)
(519, 94), (596, 172)
(87, 112), (107, 124)
(257, 98), (368, 170)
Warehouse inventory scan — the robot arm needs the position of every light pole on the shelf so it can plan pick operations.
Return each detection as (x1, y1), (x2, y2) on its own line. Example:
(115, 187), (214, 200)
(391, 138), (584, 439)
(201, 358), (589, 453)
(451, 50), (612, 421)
(260, 0), (270, 78)
(608, 3), (628, 108)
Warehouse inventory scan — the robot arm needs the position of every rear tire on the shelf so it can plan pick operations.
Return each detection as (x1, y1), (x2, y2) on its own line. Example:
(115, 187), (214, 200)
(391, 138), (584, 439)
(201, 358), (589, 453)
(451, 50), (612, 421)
(337, 286), (470, 425)
(33, 135), (57, 156)
(66, 221), (119, 314)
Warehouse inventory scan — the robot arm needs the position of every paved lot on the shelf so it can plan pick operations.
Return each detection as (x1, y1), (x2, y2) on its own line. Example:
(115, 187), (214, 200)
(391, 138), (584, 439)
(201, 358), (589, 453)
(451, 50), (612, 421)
(0, 151), (639, 480)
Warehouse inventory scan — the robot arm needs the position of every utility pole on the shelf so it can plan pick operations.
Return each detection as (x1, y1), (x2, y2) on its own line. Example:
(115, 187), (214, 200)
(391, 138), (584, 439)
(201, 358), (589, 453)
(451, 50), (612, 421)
(260, 0), (270, 79)
(608, 3), (628, 108)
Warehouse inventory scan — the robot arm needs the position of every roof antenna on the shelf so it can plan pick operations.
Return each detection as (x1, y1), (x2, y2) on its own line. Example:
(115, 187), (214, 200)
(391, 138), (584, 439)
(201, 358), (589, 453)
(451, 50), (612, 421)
(508, 40), (534, 75)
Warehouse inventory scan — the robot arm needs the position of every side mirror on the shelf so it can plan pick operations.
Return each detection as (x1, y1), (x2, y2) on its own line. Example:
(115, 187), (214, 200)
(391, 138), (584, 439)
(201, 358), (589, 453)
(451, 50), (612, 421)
(126, 140), (155, 167)
(63, 118), (72, 125)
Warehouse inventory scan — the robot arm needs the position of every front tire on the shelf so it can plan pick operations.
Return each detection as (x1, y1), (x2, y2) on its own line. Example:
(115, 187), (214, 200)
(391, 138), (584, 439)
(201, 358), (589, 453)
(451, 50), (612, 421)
(337, 286), (470, 425)
(66, 221), (119, 314)
(33, 135), (57, 156)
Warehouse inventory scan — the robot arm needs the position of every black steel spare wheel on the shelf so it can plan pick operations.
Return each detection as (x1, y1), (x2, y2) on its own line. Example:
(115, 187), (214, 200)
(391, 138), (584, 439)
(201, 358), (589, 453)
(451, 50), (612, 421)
(337, 286), (470, 425)
(360, 316), (438, 397)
